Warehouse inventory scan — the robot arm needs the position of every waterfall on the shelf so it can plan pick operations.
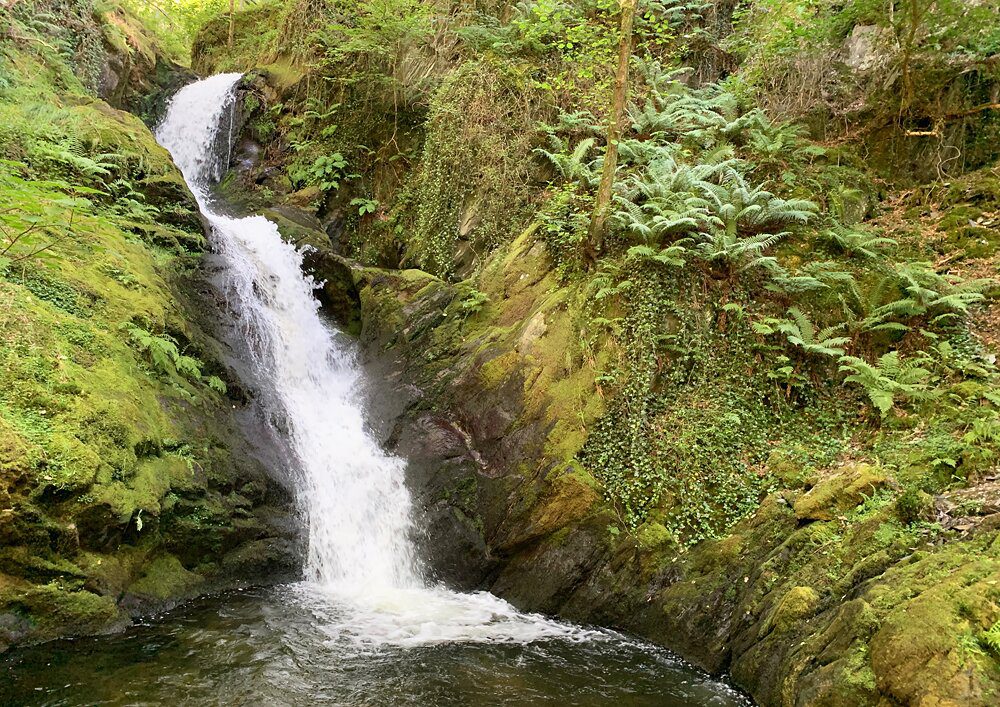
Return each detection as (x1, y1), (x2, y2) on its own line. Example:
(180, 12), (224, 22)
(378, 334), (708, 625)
(156, 72), (418, 591)
(155, 74), (594, 646)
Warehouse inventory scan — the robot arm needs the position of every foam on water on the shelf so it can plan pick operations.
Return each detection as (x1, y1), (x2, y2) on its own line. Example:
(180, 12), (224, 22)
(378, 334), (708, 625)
(155, 73), (590, 646)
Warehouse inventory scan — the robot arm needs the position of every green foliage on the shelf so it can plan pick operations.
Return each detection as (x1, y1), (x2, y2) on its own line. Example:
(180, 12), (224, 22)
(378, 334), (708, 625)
(458, 287), (490, 319)
(538, 184), (593, 280)
(980, 621), (1000, 659)
(408, 62), (538, 278)
(625, 243), (687, 268)
(0, 28), (249, 647)
(120, 0), (233, 64)
(124, 324), (190, 378)
(754, 307), (850, 359)
(289, 152), (350, 192)
(731, 0), (1000, 136)
(819, 227), (897, 260)
(536, 135), (601, 186)
(319, 0), (434, 103)
(350, 197), (379, 216)
(0, 163), (90, 271)
(206, 375), (228, 394)
(839, 352), (934, 418)
(894, 487), (932, 525)
(121, 324), (227, 395)
(520, 52), (994, 540)
(582, 292), (781, 541)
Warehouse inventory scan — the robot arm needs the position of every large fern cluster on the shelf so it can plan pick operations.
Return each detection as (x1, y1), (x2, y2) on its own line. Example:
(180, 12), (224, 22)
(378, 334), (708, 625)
(613, 156), (817, 276)
(535, 58), (995, 426)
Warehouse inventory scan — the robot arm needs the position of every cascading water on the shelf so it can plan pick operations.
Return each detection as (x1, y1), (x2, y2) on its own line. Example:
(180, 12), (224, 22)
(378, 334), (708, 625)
(154, 73), (587, 645)
(156, 73), (418, 592)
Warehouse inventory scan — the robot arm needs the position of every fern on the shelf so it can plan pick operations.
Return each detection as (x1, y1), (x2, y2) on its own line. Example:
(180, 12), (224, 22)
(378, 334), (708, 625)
(535, 135), (601, 186)
(625, 243), (687, 268)
(702, 169), (817, 237)
(770, 262), (862, 318)
(838, 351), (934, 417)
(32, 135), (118, 179)
(693, 229), (786, 273)
(176, 355), (203, 381)
(122, 323), (221, 390)
(124, 324), (181, 374)
(980, 621), (1000, 658)
(538, 110), (600, 136)
(754, 307), (850, 358)
(819, 228), (896, 259)
(206, 376), (228, 395)
(745, 117), (826, 170)
(856, 263), (992, 333)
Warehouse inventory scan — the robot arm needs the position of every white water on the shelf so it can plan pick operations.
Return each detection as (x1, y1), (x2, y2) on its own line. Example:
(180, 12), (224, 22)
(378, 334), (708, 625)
(155, 73), (596, 647)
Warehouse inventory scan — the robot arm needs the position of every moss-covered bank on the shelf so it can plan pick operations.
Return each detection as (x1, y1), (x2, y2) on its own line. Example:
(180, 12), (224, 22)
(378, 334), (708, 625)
(338, 230), (1000, 706)
(0, 2), (298, 653)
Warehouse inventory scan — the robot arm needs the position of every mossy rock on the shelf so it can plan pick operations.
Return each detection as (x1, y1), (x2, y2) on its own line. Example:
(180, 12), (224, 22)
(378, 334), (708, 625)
(0, 578), (122, 645)
(637, 521), (674, 551)
(794, 464), (889, 521)
(525, 471), (601, 542)
(764, 585), (820, 635)
(124, 554), (203, 604)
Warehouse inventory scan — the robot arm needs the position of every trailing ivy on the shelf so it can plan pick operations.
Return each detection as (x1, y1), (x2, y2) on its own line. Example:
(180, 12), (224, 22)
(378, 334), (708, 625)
(408, 62), (540, 278)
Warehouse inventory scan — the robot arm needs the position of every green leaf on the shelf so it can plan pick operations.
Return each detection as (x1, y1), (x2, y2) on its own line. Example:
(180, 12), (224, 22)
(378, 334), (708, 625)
(206, 376), (227, 394)
(869, 389), (895, 416)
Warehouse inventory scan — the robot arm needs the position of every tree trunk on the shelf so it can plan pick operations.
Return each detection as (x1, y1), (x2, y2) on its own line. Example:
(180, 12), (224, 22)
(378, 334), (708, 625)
(228, 0), (236, 48)
(586, 0), (637, 263)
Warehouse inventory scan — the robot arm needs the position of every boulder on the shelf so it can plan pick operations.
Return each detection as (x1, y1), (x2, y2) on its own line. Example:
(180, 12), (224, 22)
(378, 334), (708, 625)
(794, 464), (888, 521)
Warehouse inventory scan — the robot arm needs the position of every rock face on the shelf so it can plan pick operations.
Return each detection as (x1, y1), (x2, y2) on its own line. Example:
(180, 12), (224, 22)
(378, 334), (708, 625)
(304, 232), (1000, 707)
(98, 40), (195, 125)
(842, 25), (886, 73)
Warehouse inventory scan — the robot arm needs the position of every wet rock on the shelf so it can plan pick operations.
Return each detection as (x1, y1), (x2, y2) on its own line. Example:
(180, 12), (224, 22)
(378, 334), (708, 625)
(122, 554), (203, 607)
(222, 537), (301, 580)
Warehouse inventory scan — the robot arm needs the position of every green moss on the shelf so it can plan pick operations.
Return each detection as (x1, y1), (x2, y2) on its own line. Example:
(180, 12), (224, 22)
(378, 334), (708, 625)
(126, 554), (203, 602)
(637, 521), (673, 551)
(793, 464), (889, 522)
(478, 351), (520, 390)
(0, 578), (121, 638)
(765, 585), (819, 634)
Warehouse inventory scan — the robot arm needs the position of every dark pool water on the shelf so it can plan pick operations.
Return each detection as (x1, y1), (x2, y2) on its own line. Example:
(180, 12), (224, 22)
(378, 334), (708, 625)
(1, 586), (749, 706)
